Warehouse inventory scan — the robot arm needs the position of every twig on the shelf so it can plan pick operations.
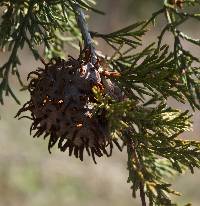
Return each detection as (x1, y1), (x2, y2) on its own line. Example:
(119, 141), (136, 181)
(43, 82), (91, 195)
(70, 1), (96, 64)
(140, 182), (147, 206)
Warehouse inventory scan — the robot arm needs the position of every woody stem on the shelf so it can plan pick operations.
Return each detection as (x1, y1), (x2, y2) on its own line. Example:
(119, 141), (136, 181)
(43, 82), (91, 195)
(70, 1), (96, 63)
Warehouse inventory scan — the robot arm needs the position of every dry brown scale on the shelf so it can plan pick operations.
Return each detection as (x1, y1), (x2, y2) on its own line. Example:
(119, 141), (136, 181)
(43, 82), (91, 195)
(16, 48), (123, 163)
(169, 0), (184, 9)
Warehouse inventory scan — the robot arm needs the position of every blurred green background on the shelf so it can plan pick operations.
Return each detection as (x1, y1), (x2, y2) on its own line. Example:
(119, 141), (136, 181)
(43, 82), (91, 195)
(0, 1), (200, 206)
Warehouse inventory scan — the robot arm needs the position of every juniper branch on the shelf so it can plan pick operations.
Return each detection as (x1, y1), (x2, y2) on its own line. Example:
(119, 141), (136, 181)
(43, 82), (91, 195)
(0, 1), (200, 206)
(127, 137), (147, 206)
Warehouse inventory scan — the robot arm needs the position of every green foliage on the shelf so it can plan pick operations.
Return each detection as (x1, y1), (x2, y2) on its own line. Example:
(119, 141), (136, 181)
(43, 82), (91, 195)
(91, 21), (147, 50)
(0, 0), (200, 205)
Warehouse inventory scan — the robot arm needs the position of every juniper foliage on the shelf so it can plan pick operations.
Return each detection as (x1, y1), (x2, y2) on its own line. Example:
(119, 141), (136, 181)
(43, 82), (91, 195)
(0, 0), (200, 205)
